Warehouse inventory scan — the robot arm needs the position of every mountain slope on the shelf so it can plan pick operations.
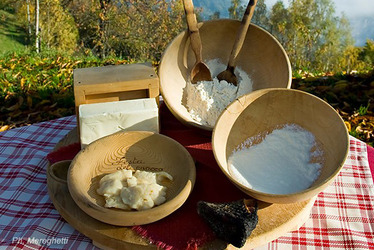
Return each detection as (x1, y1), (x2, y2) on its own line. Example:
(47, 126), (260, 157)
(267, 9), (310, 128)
(350, 15), (374, 46)
(194, 0), (232, 19)
(0, 9), (27, 54)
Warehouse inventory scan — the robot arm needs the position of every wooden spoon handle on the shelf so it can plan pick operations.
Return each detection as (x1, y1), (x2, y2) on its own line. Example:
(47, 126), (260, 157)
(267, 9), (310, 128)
(227, 0), (257, 69)
(183, 0), (203, 62)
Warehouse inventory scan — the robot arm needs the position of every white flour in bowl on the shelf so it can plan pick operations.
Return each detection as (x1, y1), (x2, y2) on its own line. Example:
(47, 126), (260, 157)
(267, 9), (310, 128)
(228, 124), (324, 195)
(184, 59), (253, 127)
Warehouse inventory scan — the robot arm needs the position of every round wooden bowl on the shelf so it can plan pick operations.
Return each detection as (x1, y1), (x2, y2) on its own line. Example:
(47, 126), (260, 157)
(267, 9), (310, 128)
(48, 160), (71, 184)
(212, 88), (349, 204)
(67, 131), (196, 226)
(159, 19), (292, 131)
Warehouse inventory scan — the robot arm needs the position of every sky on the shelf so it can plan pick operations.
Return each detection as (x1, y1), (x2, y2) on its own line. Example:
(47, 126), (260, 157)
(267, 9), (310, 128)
(265, 0), (374, 45)
(265, 0), (374, 18)
(196, 0), (374, 45)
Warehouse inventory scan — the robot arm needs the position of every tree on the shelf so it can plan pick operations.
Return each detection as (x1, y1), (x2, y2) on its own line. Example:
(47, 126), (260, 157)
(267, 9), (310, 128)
(251, 0), (269, 30)
(269, 1), (289, 45)
(35, 0), (39, 53)
(62, 0), (184, 60)
(26, 0), (32, 43)
(40, 0), (78, 53)
(281, 0), (353, 72)
(228, 0), (245, 20)
(341, 46), (366, 73)
(209, 11), (220, 20)
(117, 0), (185, 61)
(15, 0), (78, 53)
(359, 39), (374, 66)
(0, 0), (14, 10)
(61, 0), (100, 54)
(334, 13), (355, 72)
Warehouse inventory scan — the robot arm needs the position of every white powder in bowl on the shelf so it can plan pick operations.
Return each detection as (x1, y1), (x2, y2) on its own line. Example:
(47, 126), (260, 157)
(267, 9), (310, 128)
(228, 124), (324, 195)
(184, 59), (253, 127)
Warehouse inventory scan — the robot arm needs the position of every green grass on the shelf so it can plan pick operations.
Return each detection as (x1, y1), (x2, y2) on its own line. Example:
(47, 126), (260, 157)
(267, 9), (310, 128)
(0, 9), (27, 54)
(0, 50), (135, 104)
(357, 103), (370, 116)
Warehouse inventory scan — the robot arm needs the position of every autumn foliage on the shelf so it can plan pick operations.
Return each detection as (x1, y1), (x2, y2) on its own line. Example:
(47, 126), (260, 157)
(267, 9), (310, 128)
(0, 52), (134, 131)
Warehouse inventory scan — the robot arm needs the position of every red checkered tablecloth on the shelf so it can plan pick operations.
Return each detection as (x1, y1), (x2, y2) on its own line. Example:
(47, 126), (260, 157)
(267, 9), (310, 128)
(0, 115), (373, 249)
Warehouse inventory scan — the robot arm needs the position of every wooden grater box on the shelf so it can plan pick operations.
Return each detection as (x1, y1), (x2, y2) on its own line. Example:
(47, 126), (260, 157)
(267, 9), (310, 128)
(73, 62), (159, 119)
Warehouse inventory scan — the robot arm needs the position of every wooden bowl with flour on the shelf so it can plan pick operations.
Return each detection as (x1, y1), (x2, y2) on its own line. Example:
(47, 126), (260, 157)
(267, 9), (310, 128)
(67, 131), (196, 226)
(159, 19), (291, 131)
(212, 88), (349, 204)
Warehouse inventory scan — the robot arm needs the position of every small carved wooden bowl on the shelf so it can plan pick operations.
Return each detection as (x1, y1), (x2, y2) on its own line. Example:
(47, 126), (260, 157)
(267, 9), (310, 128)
(212, 88), (349, 204)
(67, 131), (196, 226)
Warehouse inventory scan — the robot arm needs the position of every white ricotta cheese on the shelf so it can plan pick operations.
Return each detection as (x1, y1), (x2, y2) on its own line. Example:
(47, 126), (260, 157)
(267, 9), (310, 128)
(97, 169), (173, 211)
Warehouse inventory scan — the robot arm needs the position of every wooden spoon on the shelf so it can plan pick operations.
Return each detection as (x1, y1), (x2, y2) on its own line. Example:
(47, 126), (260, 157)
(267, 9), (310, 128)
(217, 0), (258, 86)
(183, 0), (212, 84)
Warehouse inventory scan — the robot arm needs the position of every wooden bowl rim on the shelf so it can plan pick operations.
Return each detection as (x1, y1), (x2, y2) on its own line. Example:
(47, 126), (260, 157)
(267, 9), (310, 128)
(212, 88), (349, 202)
(67, 131), (196, 225)
(48, 160), (72, 184)
(159, 19), (292, 132)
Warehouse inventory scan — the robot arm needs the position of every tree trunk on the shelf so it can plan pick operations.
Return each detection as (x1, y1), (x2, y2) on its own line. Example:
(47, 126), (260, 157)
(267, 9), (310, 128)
(35, 0), (40, 53)
(98, 0), (111, 58)
(26, 0), (32, 43)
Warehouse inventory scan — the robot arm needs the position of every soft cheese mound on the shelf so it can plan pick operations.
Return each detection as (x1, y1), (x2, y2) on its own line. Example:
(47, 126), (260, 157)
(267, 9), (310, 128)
(97, 169), (173, 210)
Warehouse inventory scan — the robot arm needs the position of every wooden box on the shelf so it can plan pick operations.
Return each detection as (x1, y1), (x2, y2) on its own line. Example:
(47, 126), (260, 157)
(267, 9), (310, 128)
(73, 62), (159, 118)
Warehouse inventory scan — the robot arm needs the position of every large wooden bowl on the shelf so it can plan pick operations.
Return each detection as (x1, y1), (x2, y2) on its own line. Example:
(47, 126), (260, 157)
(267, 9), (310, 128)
(67, 131), (196, 226)
(212, 89), (349, 203)
(159, 19), (292, 131)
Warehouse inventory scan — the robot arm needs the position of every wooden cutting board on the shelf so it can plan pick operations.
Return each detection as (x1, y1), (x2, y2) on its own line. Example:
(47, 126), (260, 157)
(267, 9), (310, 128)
(47, 128), (316, 249)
